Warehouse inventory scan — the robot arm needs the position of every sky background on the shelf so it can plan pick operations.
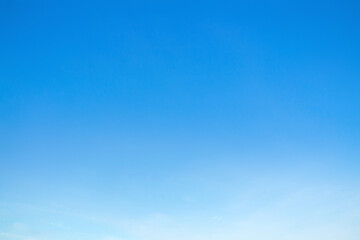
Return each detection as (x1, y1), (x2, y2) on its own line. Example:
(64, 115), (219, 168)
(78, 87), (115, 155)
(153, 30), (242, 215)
(1, 0), (360, 239)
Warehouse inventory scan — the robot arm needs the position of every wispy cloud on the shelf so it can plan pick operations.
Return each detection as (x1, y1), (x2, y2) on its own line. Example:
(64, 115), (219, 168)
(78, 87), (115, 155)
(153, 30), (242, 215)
(1, 185), (359, 240)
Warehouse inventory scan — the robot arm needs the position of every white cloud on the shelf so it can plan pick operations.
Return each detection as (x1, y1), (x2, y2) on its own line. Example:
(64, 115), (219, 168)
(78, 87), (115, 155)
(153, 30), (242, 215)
(1, 186), (359, 240)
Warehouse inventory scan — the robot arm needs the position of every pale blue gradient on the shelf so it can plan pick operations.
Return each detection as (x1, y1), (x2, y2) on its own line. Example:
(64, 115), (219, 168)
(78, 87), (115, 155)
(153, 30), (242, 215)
(1, 0), (360, 239)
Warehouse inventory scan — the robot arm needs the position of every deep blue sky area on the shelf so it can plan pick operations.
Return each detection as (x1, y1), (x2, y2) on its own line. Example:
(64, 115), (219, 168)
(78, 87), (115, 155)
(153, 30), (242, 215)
(1, 1), (360, 240)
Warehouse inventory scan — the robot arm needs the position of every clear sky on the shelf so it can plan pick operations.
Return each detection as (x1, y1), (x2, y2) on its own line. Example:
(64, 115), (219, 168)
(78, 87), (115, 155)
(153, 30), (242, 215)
(1, 0), (360, 239)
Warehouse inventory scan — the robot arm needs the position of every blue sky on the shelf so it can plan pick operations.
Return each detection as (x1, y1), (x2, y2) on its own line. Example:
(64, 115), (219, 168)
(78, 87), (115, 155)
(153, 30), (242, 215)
(1, 0), (360, 239)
